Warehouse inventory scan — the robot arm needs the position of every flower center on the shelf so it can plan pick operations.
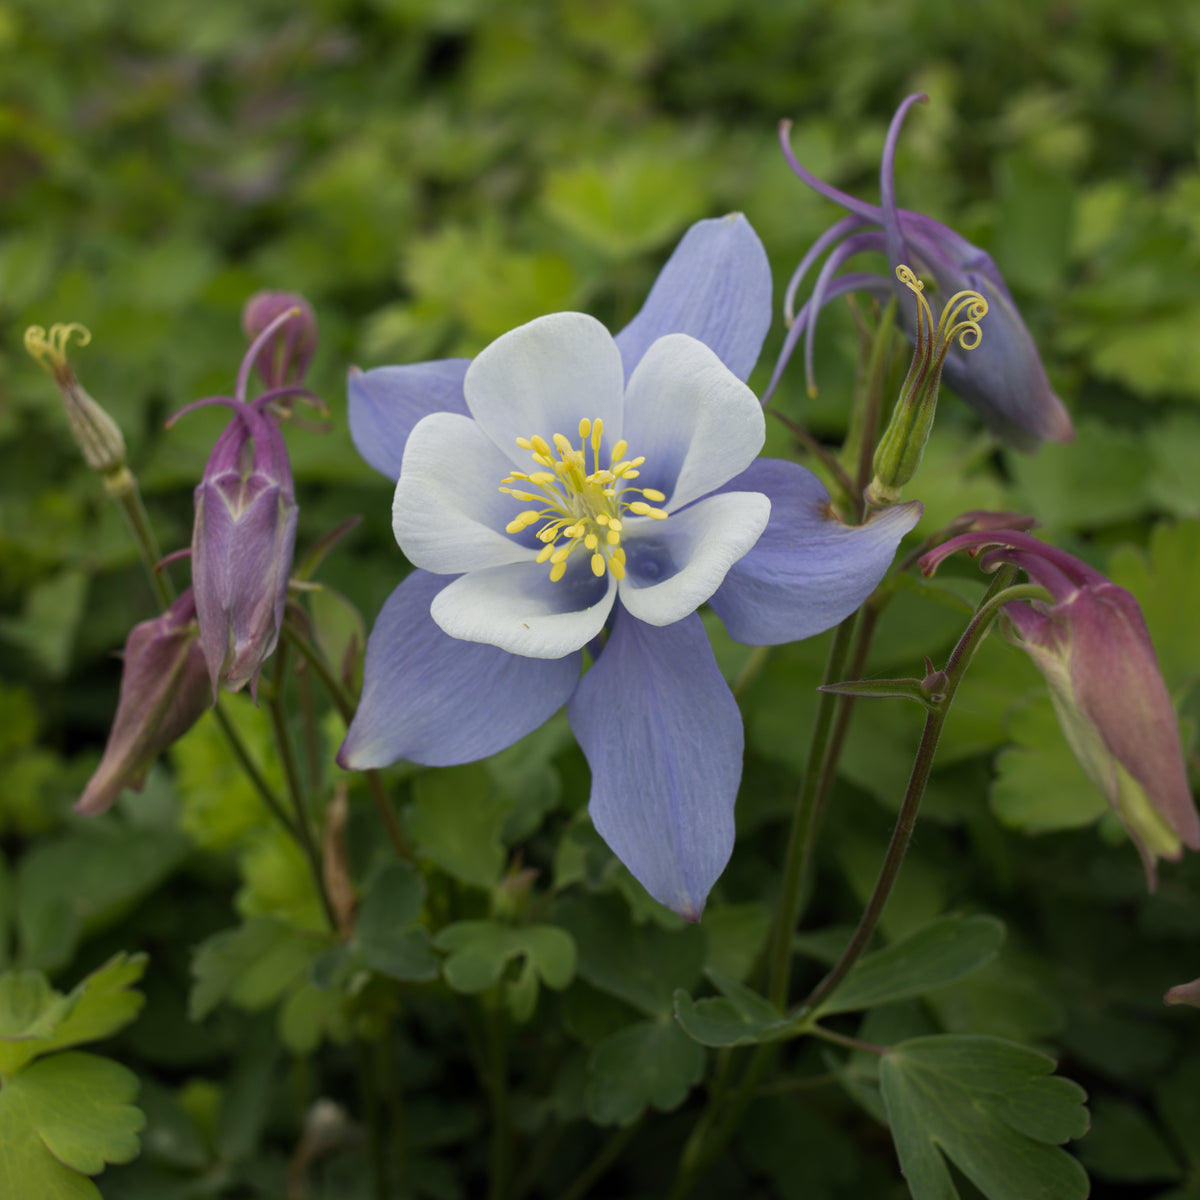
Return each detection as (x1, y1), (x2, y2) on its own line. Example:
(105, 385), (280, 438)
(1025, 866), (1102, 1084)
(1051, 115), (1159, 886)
(499, 417), (667, 582)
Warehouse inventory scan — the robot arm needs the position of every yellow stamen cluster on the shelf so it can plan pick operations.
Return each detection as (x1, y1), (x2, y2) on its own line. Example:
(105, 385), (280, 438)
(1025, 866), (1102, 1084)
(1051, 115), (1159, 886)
(501, 416), (667, 583)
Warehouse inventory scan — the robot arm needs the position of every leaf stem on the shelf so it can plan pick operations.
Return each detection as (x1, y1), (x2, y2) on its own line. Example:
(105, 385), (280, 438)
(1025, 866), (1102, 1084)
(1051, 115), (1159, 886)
(267, 639), (338, 932)
(765, 612), (858, 1009)
(800, 565), (1019, 1013)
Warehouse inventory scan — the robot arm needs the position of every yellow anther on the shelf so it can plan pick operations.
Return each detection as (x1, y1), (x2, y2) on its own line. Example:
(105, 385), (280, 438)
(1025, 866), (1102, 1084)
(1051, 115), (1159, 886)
(591, 418), (604, 457)
(578, 417), (591, 438)
(550, 560), (567, 582)
(595, 513), (610, 525)
(609, 557), (626, 580)
(584, 533), (598, 550)
(629, 501), (667, 519)
(536, 543), (555, 563)
(551, 546), (571, 564)
(610, 439), (627, 461)
(553, 433), (573, 455)
(516, 436), (533, 450)
(608, 519), (622, 531)
(642, 488), (666, 502)
(624, 470), (639, 480)
(531, 435), (552, 456)
(606, 530), (620, 546)
(590, 553), (605, 577)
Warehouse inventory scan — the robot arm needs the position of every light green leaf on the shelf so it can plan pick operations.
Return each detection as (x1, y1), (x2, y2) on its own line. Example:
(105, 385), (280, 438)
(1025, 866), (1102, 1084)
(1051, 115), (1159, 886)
(0, 1051), (143, 1198)
(407, 763), (508, 889)
(584, 1019), (705, 1126)
(0, 953), (146, 1078)
(818, 915), (1006, 1016)
(880, 1034), (1089, 1200)
(189, 918), (322, 1021)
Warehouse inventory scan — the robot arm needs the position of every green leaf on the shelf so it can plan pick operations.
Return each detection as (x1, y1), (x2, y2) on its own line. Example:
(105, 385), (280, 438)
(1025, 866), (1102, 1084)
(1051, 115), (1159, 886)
(674, 971), (799, 1048)
(991, 697), (1109, 835)
(0, 953), (146, 1078)
(353, 862), (438, 983)
(701, 902), (771, 983)
(406, 763), (508, 889)
(553, 894), (704, 1018)
(433, 920), (576, 1004)
(818, 915), (1006, 1016)
(1106, 519), (1200, 697)
(880, 1034), (1090, 1200)
(0, 1051), (143, 1198)
(1076, 1096), (1180, 1183)
(584, 1019), (705, 1126)
(189, 918), (322, 1021)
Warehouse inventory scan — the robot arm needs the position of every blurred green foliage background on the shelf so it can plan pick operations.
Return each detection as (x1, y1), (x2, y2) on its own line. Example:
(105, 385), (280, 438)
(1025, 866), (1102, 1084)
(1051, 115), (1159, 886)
(3, 0), (1200, 1196)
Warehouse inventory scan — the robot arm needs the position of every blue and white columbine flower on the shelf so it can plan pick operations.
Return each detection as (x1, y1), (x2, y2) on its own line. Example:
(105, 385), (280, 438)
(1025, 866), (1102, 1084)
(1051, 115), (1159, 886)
(339, 215), (921, 918)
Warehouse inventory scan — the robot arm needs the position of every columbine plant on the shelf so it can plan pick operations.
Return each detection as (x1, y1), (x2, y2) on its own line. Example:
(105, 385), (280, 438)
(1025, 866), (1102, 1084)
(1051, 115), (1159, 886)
(340, 214), (921, 917)
(769, 92), (1074, 448)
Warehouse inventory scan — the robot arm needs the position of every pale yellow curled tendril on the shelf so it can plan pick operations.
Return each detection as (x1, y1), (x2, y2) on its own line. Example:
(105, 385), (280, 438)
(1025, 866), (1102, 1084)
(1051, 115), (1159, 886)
(24, 323), (92, 378)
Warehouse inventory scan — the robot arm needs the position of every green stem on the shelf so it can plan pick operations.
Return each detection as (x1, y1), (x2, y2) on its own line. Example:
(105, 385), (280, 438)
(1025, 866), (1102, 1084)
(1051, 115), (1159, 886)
(110, 476), (175, 608)
(210, 701), (296, 837)
(267, 641), (337, 932)
(557, 1122), (639, 1200)
(282, 624), (414, 862)
(801, 565), (1020, 1013)
(486, 1003), (510, 1200)
(854, 300), (898, 499)
(808, 1025), (888, 1056)
(765, 613), (858, 1009)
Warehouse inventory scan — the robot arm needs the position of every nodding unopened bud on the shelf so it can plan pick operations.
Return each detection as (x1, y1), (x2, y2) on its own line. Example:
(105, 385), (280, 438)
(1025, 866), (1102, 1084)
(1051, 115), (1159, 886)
(868, 266), (987, 506)
(77, 588), (211, 817)
(922, 530), (1200, 888)
(191, 401), (299, 698)
(241, 291), (318, 389)
(24, 324), (129, 485)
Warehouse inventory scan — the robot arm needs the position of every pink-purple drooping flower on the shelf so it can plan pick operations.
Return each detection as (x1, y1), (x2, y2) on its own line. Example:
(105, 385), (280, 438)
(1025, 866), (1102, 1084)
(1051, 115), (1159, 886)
(769, 93), (1074, 450)
(922, 529), (1200, 886)
(77, 589), (211, 816)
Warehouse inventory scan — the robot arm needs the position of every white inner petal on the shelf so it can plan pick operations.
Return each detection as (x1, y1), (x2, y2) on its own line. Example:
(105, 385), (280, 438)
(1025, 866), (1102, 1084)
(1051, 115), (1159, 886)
(618, 491), (770, 627)
(465, 313), (626, 468)
(431, 558), (617, 659)
(621, 334), (765, 511)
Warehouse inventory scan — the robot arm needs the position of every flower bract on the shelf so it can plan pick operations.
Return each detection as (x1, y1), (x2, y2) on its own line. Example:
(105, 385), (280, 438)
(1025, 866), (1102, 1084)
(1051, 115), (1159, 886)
(341, 214), (921, 918)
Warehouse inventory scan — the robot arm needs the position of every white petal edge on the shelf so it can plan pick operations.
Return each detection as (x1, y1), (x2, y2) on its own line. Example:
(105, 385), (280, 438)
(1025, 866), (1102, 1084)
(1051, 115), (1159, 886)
(621, 333), (765, 511)
(431, 559), (617, 659)
(618, 491), (770, 627)
(464, 313), (627, 468)
(393, 412), (536, 574)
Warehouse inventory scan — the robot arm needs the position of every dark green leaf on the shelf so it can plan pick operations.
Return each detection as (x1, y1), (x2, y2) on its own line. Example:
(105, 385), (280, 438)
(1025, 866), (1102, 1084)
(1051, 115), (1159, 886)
(880, 1034), (1090, 1200)
(584, 1019), (705, 1126)
(818, 915), (1006, 1015)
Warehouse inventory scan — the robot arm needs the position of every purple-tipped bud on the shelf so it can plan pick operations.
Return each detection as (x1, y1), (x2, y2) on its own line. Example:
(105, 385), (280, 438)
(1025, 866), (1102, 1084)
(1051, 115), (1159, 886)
(192, 403), (299, 697)
(922, 530), (1200, 886)
(241, 291), (318, 389)
(77, 589), (211, 816)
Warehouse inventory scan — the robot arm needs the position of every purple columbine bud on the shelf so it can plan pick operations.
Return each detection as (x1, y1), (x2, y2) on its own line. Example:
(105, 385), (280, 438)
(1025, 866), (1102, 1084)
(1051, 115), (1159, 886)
(241, 291), (318, 389)
(771, 94), (1074, 450)
(77, 589), (211, 816)
(191, 399), (299, 697)
(922, 530), (1200, 886)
